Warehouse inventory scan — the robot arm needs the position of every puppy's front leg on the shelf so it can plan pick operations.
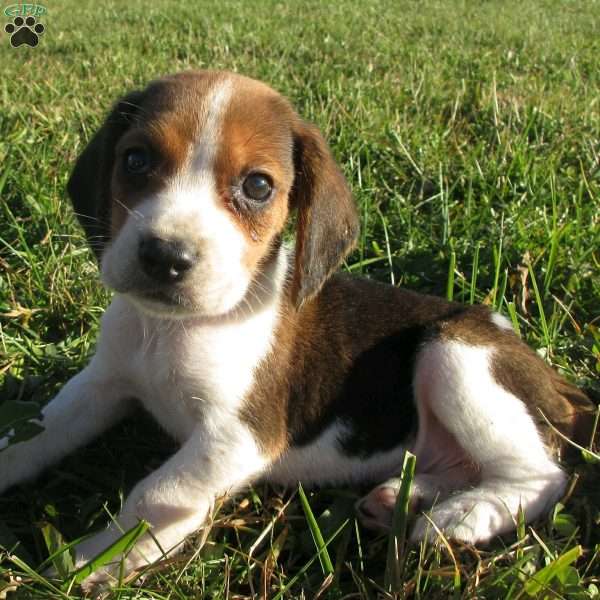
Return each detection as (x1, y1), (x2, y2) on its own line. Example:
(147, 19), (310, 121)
(75, 421), (268, 588)
(0, 357), (133, 494)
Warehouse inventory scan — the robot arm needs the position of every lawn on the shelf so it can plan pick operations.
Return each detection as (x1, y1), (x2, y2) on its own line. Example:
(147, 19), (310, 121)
(1, 0), (599, 597)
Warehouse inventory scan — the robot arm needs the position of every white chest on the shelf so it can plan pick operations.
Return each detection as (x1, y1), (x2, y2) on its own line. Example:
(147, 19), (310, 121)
(97, 295), (280, 441)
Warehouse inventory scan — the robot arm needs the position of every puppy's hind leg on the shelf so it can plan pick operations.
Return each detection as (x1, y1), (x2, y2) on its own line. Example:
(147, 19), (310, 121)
(409, 338), (566, 544)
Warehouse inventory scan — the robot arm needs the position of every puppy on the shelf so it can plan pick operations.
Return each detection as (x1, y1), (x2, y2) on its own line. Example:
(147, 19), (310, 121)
(0, 70), (594, 587)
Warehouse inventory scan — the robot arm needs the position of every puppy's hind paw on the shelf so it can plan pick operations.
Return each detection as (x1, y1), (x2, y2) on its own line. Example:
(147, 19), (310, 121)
(410, 496), (507, 545)
(356, 473), (451, 531)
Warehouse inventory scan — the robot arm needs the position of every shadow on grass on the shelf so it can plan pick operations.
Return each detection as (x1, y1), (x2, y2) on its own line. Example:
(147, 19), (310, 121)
(0, 409), (175, 567)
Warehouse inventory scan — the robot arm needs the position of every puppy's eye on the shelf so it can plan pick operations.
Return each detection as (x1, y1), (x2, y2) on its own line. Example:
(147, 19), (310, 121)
(124, 148), (150, 174)
(242, 173), (272, 201)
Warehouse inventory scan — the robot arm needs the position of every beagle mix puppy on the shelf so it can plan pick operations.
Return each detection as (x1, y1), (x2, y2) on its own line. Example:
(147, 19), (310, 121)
(0, 70), (594, 587)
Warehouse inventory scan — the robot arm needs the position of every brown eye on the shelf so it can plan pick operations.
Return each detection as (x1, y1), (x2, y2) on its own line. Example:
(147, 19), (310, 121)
(242, 173), (272, 201)
(124, 148), (150, 174)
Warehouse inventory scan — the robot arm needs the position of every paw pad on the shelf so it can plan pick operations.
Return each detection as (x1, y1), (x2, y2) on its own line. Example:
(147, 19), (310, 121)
(4, 16), (45, 48)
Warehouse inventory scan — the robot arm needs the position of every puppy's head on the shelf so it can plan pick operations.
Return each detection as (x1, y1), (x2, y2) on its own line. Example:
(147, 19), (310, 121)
(68, 71), (359, 318)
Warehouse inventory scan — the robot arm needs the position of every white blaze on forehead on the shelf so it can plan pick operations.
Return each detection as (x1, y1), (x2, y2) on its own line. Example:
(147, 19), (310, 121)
(145, 75), (237, 237)
(159, 77), (239, 247)
(191, 77), (234, 174)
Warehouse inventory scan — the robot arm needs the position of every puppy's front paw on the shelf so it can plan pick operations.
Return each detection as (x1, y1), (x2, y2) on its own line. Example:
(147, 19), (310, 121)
(70, 551), (119, 595)
(79, 568), (115, 596)
(76, 556), (144, 595)
(73, 534), (152, 593)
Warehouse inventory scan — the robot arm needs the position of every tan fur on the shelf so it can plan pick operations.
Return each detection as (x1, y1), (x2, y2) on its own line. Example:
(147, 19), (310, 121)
(215, 77), (296, 269)
(41, 70), (596, 586)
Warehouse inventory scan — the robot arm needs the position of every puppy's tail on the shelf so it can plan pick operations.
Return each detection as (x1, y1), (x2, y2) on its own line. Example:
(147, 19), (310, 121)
(544, 373), (598, 463)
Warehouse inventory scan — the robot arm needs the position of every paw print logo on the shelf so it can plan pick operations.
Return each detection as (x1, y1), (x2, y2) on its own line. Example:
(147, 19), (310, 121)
(4, 16), (45, 47)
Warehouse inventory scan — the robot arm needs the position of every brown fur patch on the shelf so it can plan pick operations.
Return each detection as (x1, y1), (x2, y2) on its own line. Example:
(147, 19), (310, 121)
(289, 122), (360, 307)
(214, 77), (296, 272)
(241, 277), (464, 458)
(242, 277), (596, 463)
(70, 70), (230, 248)
(109, 121), (194, 236)
(108, 71), (228, 237)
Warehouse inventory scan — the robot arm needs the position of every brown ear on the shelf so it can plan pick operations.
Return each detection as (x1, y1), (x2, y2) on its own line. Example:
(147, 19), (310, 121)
(67, 91), (146, 260)
(290, 121), (359, 308)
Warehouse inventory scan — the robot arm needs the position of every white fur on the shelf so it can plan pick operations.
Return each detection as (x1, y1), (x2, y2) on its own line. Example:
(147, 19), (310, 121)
(111, 248), (289, 442)
(74, 421), (266, 585)
(409, 339), (565, 543)
(491, 312), (515, 332)
(191, 77), (233, 171)
(268, 422), (410, 487)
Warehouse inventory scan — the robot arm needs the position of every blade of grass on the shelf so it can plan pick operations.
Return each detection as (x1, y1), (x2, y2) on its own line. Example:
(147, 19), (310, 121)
(516, 503), (526, 563)
(384, 450), (417, 593)
(272, 519), (349, 600)
(40, 523), (74, 580)
(8, 554), (70, 598)
(376, 207), (395, 286)
(506, 301), (521, 336)
(523, 544), (582, 596)
(64, 519), (150, 588)
(543, 175), (561, 296)
(491, 214), (504, 307)
(528, 264), (550, 352)
(469, 242), (480, 305)
(496, 268), (508, 311)
(446, 244), (456, 301)
(298, 483), (334, 576)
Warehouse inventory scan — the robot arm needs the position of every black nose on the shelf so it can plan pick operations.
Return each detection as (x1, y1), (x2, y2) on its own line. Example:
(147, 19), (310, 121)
(138, 236), (195, 283)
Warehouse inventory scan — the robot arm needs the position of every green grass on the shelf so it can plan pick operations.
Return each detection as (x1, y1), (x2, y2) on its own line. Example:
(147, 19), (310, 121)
(1, 0), (599, 597)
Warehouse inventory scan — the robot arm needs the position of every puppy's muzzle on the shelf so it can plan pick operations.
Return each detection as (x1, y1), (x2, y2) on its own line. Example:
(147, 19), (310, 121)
(138, 236), (196, 284)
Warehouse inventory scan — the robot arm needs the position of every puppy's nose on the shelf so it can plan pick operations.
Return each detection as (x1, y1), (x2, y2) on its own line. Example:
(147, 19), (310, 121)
(138, 236), (195, 283)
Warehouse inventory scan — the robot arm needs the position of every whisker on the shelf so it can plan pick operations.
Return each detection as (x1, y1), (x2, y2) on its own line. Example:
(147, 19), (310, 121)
(71, 212), (111, 227)
(113, 196), (145, 221)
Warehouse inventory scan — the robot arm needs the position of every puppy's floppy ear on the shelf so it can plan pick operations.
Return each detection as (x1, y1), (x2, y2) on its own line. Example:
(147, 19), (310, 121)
(290, 121), (360, 308)
(67, 90), (146, 261)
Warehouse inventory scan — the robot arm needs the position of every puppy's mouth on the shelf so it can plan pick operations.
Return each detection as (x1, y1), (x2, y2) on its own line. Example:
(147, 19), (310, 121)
(139, 289), (183, 305)
(125, 288), (197, 318)
(124, 285), (247, 321)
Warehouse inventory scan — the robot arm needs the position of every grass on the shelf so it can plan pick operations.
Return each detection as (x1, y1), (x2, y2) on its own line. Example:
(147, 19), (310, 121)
(1, 0), (599, 597)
